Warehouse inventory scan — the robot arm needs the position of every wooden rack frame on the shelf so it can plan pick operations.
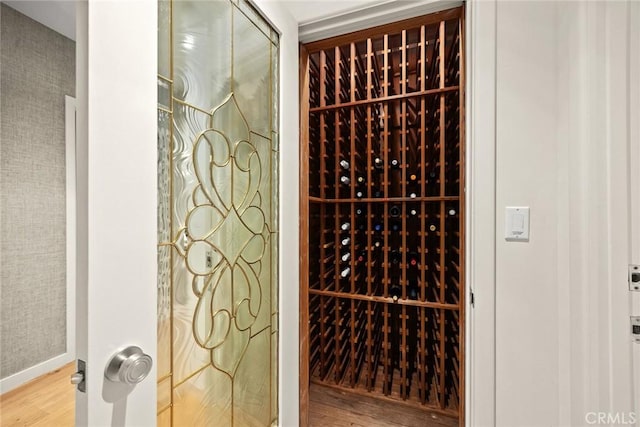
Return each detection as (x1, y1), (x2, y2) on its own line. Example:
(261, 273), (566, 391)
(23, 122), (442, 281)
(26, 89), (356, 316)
(300, 6), (465, 425)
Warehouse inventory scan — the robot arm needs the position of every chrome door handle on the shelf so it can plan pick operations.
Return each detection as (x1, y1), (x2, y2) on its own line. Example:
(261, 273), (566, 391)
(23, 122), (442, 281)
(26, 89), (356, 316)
(104, 346), (153, 384)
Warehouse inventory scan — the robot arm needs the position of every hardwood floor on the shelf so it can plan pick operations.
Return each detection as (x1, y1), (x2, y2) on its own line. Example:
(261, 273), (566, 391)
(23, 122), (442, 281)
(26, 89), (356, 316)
(309, 383), (458, 427)
(0, 363), (75, 427)
(0, 363), (456, 427)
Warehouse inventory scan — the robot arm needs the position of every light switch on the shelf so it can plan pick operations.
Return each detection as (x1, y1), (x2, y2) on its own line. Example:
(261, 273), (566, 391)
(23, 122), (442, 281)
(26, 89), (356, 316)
(505, 207), (530, 241)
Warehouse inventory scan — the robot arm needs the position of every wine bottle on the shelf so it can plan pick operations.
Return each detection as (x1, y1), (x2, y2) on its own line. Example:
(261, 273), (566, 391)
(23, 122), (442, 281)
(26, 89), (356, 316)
(390, 249), (401, 265)
(408, 173), (419, 199)
(373, 222), (383, 232)
(390, 221), (401, 232)
(390, 205), (401, 217)
(374, 157), (383, 169)
(341, 237), (351, 246)
(389, 284), (402, 302)
(408, 251), (419, 267)
(373, 189), (383, 198)
(356, 176), (365, 184)
(340, 222), (351, 231)
(340, 159), (350, 170)
(357, 250), (366, 263)
(372, 240), (382, 249)
(356, 190), (365, 199)
(341, 252), (351, 262)
(340, 176), (351, 185)
(448, 208), (457, 216)
(340, 267), (351, 278)
(407, 280), (419, 300)
(356, 207), (365, 216)
(409, 208), (418, 216)
(390, 159), (400, 169)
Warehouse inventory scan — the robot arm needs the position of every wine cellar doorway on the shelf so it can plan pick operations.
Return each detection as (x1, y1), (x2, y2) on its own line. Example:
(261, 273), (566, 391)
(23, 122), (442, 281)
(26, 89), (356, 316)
(300, 6), (465, 426)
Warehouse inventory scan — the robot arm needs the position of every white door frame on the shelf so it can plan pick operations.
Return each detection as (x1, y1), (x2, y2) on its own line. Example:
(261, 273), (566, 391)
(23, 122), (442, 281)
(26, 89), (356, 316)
(602, 0), (638, 418)
(553, 2), (638, 423)
(465, 0), (497, 425)
(65, 95), (77, 369)
(251, 1), (301, 424)
(631, 1), (640, 415)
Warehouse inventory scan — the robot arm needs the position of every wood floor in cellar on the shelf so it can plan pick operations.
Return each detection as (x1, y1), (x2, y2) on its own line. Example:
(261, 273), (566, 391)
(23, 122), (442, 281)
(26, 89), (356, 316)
(309, 383), (457, 427)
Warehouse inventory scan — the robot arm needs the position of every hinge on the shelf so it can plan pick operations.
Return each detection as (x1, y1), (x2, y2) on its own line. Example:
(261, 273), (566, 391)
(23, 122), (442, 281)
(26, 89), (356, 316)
(631, 317), (640, 343)
(470, 290), (475, 307)
(630, 265), (640, 291)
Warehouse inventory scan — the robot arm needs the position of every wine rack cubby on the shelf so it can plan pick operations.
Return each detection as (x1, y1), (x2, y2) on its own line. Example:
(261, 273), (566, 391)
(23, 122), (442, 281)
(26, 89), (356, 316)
(301, 6), (465, 423)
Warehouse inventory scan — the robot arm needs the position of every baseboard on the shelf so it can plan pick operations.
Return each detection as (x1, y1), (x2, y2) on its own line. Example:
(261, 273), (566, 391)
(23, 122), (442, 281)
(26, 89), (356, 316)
(0, 352), (74, 395)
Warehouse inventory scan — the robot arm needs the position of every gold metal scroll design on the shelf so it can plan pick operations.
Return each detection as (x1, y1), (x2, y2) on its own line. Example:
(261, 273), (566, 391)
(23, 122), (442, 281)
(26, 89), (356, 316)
(176, 93), (269, 379)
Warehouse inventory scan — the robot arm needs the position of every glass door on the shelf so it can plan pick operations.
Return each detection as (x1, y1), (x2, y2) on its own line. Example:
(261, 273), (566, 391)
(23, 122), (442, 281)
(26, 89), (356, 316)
(157, 1), (279, 425)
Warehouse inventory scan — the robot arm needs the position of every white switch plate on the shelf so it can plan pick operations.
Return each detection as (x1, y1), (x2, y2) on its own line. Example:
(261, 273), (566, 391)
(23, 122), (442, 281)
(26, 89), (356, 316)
(505, 207), (530, 241)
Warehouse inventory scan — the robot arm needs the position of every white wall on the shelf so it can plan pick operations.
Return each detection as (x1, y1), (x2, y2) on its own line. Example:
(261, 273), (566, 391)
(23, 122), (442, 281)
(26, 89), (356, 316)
(488, 1), (639, 426)
(495, 2), (560, 425)
(0, 6), (76, 392)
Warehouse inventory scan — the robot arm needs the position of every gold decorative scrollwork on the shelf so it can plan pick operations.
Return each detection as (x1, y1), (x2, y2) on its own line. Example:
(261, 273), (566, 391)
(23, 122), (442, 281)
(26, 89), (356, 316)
(173, 93), (269, 379)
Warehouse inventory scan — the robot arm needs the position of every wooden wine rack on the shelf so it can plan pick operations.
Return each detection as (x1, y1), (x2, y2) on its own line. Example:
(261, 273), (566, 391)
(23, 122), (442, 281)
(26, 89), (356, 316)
(300, 6), (465, 423)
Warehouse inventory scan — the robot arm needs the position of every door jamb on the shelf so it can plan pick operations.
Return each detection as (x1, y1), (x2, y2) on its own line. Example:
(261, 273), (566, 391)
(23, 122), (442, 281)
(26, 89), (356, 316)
(65, 95), (77, 366)
(464, 0), (497, 425)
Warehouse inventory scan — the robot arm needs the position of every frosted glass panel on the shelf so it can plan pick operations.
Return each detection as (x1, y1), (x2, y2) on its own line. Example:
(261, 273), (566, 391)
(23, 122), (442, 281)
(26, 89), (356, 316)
(158, 109), (171, 379)
(271, 43), (279, 135)
(173, 366), (232, 425)
(173, 0), (232, 112)
(158, 1), (279, 425)
(233, 8), (271, 138)
(158, 0), (171, 77)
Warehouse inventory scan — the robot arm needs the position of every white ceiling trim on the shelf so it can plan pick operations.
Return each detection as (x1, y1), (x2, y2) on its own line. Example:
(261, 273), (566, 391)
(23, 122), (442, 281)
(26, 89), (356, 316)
(298, 0), (463, 44)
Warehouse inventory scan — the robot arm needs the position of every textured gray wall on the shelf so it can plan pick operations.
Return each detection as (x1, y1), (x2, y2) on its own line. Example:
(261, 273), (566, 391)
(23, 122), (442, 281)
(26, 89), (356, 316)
(0, 3), (75, 379)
